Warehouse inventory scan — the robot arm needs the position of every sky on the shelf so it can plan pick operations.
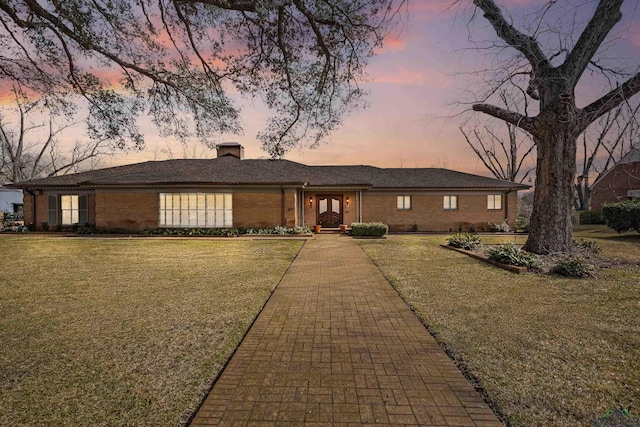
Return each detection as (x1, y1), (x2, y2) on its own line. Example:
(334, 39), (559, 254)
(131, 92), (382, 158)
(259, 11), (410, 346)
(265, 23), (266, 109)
(5, 0), (640, 178)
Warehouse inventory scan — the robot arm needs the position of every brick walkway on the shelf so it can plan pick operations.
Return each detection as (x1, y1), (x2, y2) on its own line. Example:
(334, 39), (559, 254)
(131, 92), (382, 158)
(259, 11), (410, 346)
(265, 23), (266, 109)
(190, 235), (502, 426)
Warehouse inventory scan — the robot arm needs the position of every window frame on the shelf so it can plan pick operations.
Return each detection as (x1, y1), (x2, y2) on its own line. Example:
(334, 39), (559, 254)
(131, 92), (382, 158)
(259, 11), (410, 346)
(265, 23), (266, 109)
(443, 195), (458, 210)
(397, 195), (411, 210)
(47, 194), (88, 226)
(487, 194), (502, 210)
(159, 192), (232, 228)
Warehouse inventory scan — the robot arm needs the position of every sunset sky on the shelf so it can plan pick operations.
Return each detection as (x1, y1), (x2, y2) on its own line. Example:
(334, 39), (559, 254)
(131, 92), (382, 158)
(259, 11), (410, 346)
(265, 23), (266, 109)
(7, 1), (640, 177)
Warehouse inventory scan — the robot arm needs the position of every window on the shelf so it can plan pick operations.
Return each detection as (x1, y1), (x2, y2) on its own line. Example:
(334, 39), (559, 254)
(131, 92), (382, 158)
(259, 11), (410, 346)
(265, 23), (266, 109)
(48, 195), (88, 225)
(397, 195), (411, 210)
(487, 194), (502, 210)
(159, 192), (232, 228)
(443, 195), (458, 210)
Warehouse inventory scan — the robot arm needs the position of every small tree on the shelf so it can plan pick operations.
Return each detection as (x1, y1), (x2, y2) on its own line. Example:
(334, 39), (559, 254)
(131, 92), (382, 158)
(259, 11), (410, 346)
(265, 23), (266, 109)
(460, 92), (535, 183)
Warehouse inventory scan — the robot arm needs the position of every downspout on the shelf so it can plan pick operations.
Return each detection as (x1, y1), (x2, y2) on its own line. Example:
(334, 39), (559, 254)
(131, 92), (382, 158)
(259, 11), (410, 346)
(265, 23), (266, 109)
(359, 190), (363, 222)
(280, 186), (286, 227)
(504, 191), (510, 224)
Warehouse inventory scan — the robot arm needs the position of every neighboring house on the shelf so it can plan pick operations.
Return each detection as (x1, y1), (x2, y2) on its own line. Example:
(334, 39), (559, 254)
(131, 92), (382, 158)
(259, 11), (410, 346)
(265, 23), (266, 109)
(590, 147), (640, 210)
(0, 186), (23, 218)
(9, 143), (529, 232)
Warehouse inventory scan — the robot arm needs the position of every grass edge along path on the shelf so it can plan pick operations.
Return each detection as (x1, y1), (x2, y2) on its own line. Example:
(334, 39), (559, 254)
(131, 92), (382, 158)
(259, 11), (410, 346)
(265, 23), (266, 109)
(358, 229), (639, 427)
(0, 237), (304, 427)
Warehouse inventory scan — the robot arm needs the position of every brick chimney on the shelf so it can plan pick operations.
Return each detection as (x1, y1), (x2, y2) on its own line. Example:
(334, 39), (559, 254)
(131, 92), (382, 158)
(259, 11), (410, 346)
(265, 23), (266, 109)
(216, 142), (244, 159)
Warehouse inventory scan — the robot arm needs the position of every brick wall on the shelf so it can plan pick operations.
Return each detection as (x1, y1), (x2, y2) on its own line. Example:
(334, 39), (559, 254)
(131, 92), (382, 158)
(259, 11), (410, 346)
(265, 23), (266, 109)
(95, 192), (159, 231)
(590, 163), (640, 209)
(362, 192), (518, 232)
(233, 190), (296, 228)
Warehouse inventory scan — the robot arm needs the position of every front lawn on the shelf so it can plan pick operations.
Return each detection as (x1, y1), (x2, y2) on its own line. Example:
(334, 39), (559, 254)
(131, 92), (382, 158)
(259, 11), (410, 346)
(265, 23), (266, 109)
(0, 237), (303, 426)
(358, 227), (640, 427)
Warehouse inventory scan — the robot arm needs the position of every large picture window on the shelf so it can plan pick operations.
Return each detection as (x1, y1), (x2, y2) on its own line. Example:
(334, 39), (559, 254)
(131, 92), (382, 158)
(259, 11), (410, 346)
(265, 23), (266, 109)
(159, 192), (232, 228)
(48, 194), (88, 225)
(487, 194), (502, 210)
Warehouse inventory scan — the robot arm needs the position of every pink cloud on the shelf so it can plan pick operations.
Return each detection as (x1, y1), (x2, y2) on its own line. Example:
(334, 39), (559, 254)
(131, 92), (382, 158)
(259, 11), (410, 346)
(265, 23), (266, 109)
(371, 68), (454, 88)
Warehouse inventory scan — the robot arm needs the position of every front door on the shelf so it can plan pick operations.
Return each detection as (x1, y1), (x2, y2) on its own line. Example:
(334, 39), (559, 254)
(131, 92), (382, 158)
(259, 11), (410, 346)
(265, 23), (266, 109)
(317, 195), (343, 227)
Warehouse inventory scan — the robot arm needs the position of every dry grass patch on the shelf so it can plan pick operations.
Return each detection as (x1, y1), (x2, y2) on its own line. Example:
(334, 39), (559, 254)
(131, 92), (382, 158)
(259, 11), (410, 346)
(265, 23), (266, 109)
(358, 231), (639, 427)
(0, 237), (303, 427)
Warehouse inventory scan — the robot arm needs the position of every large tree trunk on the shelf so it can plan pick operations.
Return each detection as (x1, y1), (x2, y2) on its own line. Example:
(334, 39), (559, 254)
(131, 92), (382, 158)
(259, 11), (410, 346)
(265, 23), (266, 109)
(524, 119), (577, 254)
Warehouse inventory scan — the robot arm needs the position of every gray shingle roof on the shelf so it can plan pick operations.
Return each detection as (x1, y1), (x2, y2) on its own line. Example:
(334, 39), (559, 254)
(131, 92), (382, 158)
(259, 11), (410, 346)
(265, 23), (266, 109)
(11, 156), (529, 190)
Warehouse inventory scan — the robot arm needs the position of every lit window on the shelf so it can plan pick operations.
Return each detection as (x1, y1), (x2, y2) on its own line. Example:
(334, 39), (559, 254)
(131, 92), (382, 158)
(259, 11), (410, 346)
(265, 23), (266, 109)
(48, 195), (88, 225)
(488, 194), (502, 210)
(159, 192), (232, 228)
(397, 195), (411, 210)
(443, 195), (458, 210)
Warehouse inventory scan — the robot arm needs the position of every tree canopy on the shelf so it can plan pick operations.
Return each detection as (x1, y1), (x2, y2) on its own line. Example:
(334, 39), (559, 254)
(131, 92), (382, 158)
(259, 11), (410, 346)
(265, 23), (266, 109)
(0, 0), (399, 156)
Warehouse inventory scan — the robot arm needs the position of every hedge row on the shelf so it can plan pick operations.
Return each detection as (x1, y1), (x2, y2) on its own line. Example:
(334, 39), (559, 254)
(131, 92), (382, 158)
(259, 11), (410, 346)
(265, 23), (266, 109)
(350, 222), (389, 237)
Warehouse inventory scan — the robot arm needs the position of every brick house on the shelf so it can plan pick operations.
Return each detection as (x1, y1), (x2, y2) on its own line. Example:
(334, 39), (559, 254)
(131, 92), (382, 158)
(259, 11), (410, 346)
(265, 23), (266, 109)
(590, 147), (640, 210)
(10, 142), (529, 232)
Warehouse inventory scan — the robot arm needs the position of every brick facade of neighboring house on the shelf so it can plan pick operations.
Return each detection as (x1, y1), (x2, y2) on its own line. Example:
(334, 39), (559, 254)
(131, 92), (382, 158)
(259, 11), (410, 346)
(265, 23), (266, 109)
(12, 143), (528, 232)
(590, 148), (640, 210)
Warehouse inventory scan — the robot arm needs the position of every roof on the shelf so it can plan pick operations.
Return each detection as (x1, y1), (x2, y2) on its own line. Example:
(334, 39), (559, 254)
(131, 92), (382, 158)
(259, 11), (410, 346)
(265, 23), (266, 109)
(592, 147), (640, 188)
(10, 156), (529, 191)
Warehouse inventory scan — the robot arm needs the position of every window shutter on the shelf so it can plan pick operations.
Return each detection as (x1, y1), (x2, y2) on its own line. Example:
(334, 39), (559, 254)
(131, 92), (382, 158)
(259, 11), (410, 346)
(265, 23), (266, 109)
(78, 195), (88, 224)
(48, 195), (58, 225)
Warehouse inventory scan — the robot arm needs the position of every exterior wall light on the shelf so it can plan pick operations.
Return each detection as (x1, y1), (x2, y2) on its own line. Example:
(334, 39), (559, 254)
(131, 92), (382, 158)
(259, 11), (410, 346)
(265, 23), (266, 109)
(346, 197), (350, 208)
(309, 196), (313, 206)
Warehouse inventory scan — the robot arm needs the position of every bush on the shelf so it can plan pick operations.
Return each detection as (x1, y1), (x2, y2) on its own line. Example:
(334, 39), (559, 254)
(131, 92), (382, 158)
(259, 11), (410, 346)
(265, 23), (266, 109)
(573, 239), (601, 254)
(447, 232), (481, 250)
(602, 200), (640, 233)
(578, 210), (605, 225)
(489, 221), (510, 232)
(350, 222), (388, 237)
(515, 215), (530, 233)
(488, 243), (540, 268)
(245, 226), (311, 235)
(551, 258), (595, 278)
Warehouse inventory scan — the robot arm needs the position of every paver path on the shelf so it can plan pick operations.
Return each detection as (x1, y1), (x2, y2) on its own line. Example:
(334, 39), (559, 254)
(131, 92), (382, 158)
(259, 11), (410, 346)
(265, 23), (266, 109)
(190, 234), (502, 426)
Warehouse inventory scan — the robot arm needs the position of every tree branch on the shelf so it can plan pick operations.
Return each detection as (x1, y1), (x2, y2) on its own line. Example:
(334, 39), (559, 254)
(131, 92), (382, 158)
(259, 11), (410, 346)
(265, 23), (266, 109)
(579, 72), (640, 132)
(473, 0), (551, 74)
(472, 103), (537, 136)
(561, 0), (623, 87)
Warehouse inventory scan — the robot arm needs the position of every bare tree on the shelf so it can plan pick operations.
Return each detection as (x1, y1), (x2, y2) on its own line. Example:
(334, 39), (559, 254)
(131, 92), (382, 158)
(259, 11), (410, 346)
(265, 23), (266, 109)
(460, 93), (535, 183)
(575, 100), (640, 210)
(0, 87), (110, 183)
(467, 0), (640, 254)
(0, 1), (402, 156)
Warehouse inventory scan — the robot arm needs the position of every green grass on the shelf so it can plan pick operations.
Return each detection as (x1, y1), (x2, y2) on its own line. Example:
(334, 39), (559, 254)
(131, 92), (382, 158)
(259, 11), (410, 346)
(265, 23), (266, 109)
(0, 237), (303, 427)
(358, 228), (640, 427)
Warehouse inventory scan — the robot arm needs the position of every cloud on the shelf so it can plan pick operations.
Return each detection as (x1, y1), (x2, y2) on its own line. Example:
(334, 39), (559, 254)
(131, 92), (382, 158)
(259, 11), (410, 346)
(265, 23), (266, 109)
(371, 67), (454, 88)
(376, 34), (407, 54)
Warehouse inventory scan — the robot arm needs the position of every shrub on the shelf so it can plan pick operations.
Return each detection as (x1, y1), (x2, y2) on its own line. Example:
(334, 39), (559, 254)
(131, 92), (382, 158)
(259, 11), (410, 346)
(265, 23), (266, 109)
(447, 232), (481, 250)
(488, 243), (540, 268)
(551, 258), (595, 278)
(41, 222), (49, 231)
(515, 215), (530, 233)
(573, 239), (601, 254)
(578, 209), (605, 225)
(350, 222), (388, 237)
(602, 200), (640, 233)
(489, 221), (510, 232)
